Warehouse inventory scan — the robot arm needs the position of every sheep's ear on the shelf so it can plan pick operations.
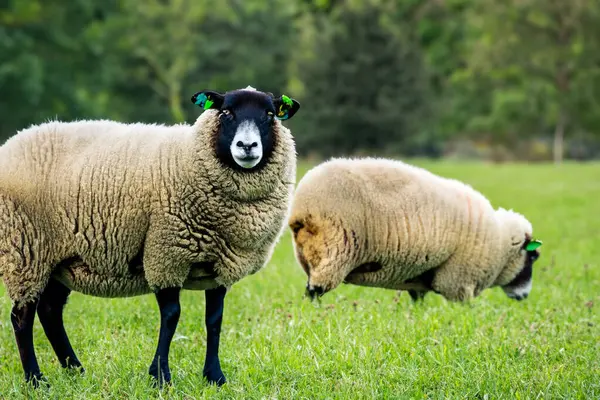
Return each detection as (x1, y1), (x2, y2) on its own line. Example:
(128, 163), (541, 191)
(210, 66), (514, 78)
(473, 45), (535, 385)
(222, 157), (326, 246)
(525, 239), (542, 252)
(191, 91), (224, 110)
(273, 94), (300, 120)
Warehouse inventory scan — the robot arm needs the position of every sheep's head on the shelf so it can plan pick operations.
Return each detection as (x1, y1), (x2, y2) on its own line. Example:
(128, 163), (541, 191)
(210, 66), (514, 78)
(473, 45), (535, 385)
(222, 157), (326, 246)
(191, 86), (300, 171)
(288, 214), (359, 301)
(500, 236), (542, 301)
(494, 208), (542, 301)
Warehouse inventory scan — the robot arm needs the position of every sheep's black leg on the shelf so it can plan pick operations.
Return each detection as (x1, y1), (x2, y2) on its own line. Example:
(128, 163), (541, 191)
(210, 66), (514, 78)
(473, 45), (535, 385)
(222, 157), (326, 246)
(37, 278), (83, 372)
(149, 287), (181, 387)
(408, 290), (427, 302)
(203, 285), (227, 386)
(407, 268), (436, 303)
(11, 300), (46, 387)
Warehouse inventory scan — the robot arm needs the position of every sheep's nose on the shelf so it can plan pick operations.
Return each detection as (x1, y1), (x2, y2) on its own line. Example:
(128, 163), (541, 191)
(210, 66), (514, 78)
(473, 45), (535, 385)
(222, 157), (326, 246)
(518, 293), (529, 301)
(512, 292), (528, 301)
(236, 141), (258, 151)
(306, 283), (324, 300)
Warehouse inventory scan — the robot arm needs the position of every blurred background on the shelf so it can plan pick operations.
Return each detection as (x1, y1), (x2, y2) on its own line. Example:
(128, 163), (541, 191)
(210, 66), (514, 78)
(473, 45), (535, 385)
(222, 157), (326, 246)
(1, 0), (600, 163)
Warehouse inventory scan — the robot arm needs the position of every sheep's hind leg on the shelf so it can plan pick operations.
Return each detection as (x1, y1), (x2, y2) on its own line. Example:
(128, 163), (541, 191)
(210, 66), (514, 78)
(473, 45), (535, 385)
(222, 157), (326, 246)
(408, 290), (427, 302)
(148, 287), (181, 387)
(203, 286), (227, 386)
(405, 268), (437, 303)
(11, 300), (47, 387)
(37, 278), (84, 372)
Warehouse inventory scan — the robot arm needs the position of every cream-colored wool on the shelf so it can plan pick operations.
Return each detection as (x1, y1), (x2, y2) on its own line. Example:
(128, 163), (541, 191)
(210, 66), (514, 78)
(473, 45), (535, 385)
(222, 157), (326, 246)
(0, 109), (296, 307)
(288, 157), (535, 302)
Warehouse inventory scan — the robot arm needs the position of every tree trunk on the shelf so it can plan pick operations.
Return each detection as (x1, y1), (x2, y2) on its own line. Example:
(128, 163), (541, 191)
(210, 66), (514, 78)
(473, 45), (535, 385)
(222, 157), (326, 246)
(553, 107), (566, 165)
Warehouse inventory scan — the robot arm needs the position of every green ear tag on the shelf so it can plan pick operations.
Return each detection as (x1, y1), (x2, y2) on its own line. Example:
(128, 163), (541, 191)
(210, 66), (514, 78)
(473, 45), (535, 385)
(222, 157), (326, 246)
(194, 93), (207, 107)
(525, 239), (542, 251)
(281, 94), (293, 107)
(193, 93), (215, 110)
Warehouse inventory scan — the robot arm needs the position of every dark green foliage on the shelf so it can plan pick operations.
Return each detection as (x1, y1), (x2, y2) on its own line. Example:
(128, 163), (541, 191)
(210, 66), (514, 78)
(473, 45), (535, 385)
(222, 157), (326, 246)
(1, 0), (599, 158)
(295, 1), (433, 157)
(0, 0), (115, 136)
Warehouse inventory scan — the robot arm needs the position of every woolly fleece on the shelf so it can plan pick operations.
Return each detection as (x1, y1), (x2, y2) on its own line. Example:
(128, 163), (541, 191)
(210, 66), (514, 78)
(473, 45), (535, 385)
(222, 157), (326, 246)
(0, 109), (296, 307)
(288, 157), (535, 302)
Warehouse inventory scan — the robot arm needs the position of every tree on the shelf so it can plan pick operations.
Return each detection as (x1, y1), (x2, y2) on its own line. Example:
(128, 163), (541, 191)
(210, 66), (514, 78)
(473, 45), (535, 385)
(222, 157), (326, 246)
(462, 0), (600, 163)
(99, 0), (209, 123)
(295, 0), (432, 158)
(0, 0), (115, 139)
(99, 0), (298, 124)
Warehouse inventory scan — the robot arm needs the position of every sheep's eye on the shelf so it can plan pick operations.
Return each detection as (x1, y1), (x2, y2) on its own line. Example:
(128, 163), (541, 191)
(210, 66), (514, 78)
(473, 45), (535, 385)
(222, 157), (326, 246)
(221, 109), (235, 121)
(267, 111), (274, 117)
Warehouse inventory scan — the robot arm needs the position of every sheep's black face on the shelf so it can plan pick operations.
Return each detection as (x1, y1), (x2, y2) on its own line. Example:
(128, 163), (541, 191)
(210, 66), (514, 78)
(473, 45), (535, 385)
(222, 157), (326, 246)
(191, 86), (300, 172)
(502, 239), (541, 301)
(217, 90), (275, 170)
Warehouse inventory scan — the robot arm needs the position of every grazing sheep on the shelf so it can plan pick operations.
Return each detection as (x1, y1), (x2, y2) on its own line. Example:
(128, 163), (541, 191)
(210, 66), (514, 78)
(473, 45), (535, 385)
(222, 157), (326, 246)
(0, 86), (300, 387)
(287, 157), (542, 303)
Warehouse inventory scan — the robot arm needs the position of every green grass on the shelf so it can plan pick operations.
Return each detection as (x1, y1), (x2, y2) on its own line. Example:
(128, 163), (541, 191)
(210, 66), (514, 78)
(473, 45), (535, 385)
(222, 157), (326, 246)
(1, 160), (599, 399)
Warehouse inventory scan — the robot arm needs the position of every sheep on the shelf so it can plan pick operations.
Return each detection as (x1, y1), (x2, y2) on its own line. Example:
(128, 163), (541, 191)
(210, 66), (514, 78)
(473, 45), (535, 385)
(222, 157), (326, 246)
(0, 86), (301, 388)
(287, 157), (543, 304)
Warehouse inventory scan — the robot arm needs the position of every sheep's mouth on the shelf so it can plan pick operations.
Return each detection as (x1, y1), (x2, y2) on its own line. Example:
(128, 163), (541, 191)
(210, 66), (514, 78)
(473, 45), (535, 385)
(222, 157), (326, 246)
(233, 154), (261, 169)
(237, 154), (259, 161)
(344, 262), (383, 282)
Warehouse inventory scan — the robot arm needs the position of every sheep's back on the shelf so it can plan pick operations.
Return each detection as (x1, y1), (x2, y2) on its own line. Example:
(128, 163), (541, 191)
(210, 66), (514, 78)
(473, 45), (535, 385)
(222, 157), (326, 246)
(0, 120), (189, 276)
(0, 120), (180, 196)
(292, 158), (495, 282)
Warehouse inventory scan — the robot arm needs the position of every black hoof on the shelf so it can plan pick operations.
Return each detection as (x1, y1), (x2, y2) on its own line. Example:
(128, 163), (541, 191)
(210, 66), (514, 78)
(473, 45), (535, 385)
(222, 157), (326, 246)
(408, 290), (426, 303)
(203, 369), (226, 386)
(65, 364), (86, 376)
(63, 358), (85, 373)
(150, 374), (172, 389)
(26, 373), (49, 389)
(149, 365), (172, 388)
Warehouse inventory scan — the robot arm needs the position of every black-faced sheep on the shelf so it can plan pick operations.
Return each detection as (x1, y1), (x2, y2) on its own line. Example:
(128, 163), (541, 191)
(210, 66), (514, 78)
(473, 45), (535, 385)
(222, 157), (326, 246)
(287, 157), (542, 303)
(0, 86), (300, 387)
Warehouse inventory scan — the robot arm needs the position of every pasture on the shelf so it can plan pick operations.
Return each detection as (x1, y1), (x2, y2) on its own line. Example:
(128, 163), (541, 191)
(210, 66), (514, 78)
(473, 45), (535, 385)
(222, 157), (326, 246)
(0, 160), (598, 399)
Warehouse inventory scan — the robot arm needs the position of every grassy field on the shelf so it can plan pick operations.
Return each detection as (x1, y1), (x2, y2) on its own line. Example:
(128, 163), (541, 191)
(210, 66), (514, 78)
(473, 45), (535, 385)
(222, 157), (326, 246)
(1, 160), (598, 399)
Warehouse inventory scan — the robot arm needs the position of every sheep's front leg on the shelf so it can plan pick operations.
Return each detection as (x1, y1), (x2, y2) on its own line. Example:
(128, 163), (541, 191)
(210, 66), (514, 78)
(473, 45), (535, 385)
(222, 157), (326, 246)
(11, 300), (46, 387)
(148, 287), (181, 387)
(37, 278), (83, 372)
(203, 286), (227, 386)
